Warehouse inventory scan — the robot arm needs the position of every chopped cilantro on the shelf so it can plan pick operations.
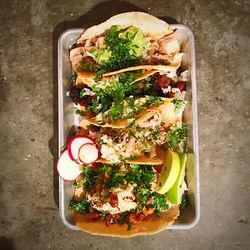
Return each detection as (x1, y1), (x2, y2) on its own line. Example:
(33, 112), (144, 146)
(152, 193), (168, 212)
(69, 199), (90, 214)
(95, 25), (141, 74)
(109, 102), (124, 120)
(118, 211), (131, 225)
(125, 96), (164, 119)
(124, 164), (154, 188)
(166, 124), (187, 150)
(127, 221), (132, 231)
(81, 166), (96, 190)
(172, 99), (186, 114)
(151, 126), (161, 140)
(88, 98), (103, 114)
(181, 193), (191, 209)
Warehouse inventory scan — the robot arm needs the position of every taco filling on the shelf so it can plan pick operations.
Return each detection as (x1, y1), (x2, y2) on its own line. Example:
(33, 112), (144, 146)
(70, 163), (176, 228)
(59, 12), (192, 236)
(70, 24), (182, 78)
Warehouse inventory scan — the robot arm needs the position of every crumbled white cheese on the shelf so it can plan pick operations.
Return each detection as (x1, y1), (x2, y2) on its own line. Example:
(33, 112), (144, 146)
(101, 144), (119, 163)
(171, 87), (181, 93)
(179, 70), (189, 81)
(175, 91), (186, 100)
(161, 86), (172, 94)
(80, 88), (95, 97)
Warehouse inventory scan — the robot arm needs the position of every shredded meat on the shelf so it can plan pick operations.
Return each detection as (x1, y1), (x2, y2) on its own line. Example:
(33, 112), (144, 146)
(105, 214), (121, 225)
(85, 212), (100, 221)
(143, 207), (155, 216)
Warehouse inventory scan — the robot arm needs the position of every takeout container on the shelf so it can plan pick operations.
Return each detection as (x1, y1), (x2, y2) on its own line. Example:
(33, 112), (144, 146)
(57, 24), (200, 232)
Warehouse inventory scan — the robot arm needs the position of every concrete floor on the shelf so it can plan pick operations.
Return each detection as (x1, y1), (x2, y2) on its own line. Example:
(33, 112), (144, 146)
(0, 0), (249, 249)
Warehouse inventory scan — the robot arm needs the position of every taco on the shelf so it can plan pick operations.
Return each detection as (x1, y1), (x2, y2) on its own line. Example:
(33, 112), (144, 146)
(69, 163), (181, 237)
(62, 12), (190, 237)
(69, 12), (182, 79)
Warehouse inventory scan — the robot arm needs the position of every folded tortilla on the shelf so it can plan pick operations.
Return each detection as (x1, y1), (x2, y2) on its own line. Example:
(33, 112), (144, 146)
(87, 97), (182, 129)
(75, 65), (179, 88)
(77, 12), (173, 44)
(72, 11), (177, 79)
(74, 205), (180, 237)
(97, 145), (166, 165)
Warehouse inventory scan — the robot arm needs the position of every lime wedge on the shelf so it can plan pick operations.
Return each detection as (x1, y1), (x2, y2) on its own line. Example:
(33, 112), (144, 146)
(156, 150), (180, 194)
(167, 153), (187, 204)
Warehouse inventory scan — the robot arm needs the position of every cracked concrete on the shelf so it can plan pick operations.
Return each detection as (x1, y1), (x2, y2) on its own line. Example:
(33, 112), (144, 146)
(0, 0), (249, 249)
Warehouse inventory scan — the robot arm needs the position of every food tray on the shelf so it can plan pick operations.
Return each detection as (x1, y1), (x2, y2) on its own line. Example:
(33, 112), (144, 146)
(57, 24), (200, 231)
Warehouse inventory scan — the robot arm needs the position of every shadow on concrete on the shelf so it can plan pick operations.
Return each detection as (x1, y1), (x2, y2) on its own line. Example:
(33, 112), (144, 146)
(49, 0), (178, 208)
(0, 236), (15, 250)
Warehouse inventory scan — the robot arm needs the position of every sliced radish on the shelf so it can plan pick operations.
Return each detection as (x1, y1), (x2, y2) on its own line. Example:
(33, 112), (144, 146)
(57, 150), (81, 181)
(78, 143), (99, 164)
(68, 135), (95, 163)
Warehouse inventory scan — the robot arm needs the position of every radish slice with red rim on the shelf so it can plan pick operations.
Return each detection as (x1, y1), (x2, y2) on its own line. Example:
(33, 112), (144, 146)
(68, 135), (95, 163)
(57, 150), (81, 181)
(78, 143), (99, 165)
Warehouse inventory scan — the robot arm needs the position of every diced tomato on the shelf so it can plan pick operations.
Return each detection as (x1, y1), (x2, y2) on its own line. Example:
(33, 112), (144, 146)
(157, 75), (171, 88)
(108, 193), (118, 208)
(128, 212), (145, 225)
(146, 197), (153, 204)
(174, 81), (186, 91)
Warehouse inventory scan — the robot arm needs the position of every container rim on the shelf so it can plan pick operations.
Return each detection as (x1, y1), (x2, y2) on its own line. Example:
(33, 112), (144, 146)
(57, 24), (200, 231)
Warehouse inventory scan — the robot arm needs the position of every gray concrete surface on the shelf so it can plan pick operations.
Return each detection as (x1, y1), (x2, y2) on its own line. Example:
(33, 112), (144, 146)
(0, 0), (250, 249)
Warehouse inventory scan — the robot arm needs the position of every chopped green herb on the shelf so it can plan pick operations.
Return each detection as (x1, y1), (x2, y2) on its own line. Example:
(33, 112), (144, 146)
(69, 199), (90, 214)
(166, 124), (187, 150)
(172, 99), (186, 114)
(151, 126), (161, 140)
(152, 193), (168, 212)
(109, 102), (124, 120)
(94, 25), (147, 75)
(181, 193), (191, 209)
(88, 98), (102, 114)
(81, 166), (96, 190)
(125, 96), (164, 119)
(118, 211), (131, 225)
(127, 221), (132, 231)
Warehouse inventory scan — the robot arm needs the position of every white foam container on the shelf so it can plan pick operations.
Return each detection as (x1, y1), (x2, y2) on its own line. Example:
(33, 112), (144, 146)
(57, 24), (200, 232)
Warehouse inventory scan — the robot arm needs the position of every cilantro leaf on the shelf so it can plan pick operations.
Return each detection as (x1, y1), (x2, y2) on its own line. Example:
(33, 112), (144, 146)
(166, 124), (187, 150)
(69, 199), (90, 214)
(172, 99), (186, 114)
